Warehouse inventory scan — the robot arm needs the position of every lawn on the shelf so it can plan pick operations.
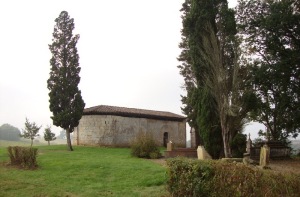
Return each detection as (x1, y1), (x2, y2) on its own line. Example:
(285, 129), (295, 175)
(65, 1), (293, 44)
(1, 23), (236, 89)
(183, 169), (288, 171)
(0, 144), (168, 197)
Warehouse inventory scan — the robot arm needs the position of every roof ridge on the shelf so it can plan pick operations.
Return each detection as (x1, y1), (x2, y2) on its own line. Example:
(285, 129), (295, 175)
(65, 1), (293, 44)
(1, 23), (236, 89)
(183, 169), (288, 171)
(83, 105), (186, 121)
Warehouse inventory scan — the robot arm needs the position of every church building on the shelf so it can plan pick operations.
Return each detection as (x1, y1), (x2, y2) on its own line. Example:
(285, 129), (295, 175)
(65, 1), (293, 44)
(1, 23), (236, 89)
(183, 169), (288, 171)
(73, 105), (186, 147)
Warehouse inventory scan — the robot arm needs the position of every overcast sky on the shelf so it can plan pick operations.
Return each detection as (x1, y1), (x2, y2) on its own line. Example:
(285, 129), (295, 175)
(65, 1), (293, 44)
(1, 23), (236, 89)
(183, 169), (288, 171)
(1, 0), (265, 137)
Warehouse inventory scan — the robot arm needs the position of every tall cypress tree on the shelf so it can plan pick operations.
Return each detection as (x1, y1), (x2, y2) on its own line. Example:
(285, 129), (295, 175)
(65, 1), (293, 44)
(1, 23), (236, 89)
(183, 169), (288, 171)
(178, 0), (223, 158)
(47, 11), (85, 151)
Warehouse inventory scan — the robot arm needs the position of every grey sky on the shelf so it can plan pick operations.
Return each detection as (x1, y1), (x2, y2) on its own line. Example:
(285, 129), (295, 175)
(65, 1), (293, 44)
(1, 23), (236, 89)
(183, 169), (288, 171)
(1, 0), (264, 137)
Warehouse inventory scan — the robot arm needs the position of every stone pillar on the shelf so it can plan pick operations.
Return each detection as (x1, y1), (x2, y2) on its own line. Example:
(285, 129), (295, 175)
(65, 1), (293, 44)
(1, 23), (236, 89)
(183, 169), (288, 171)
(167, 141), (173, 151)
(197, 146), (212, 160)
(259, 144), (270, 167)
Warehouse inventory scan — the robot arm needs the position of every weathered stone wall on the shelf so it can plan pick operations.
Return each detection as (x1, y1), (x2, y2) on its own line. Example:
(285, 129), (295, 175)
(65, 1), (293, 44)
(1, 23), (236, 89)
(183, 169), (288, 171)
(73, 115), (186, 147)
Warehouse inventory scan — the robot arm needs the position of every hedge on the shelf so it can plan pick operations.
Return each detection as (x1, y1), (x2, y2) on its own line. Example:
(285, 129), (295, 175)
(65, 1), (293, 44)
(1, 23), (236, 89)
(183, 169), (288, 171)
(7, 146), (38, 169)
(166, 158), (300, 197)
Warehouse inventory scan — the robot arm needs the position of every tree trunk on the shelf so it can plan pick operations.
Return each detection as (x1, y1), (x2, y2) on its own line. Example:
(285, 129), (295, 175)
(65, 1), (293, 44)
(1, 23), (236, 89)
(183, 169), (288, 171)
(221, 119), (232, 158)
(66, 128), (73, 151)
(222, 135), (232, 158)
(30, 139), (33, 148)
(48, 141), (50, 146)
(195, 128), (203, 146)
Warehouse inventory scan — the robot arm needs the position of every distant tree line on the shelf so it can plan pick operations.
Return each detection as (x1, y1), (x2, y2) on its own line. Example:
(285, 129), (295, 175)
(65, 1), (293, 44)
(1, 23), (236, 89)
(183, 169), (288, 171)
(0, 124), (21, 141)
(1, 119), (58, 146)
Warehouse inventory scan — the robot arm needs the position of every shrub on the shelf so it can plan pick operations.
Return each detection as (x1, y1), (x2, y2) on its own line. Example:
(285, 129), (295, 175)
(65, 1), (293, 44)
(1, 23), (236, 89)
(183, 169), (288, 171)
(230, 133), (247, 158)
(166, 158), (214, 196)
(166, 158), (300, 197)
(131, 132), (161, 159)
(149, 152), (161, 159)
(7, 146), (38, 169)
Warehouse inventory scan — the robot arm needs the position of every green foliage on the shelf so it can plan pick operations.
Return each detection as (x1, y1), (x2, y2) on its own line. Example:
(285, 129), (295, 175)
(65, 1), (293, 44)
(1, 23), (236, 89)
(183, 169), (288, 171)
(131, 132), (161, 159)
(166, 158), (214, 196)
(237, 0), (300, 141)
(43, 125), (56, 145)
(0, 124), (21, 141)
(178, 0), (252, 158)
(20, 118), (41, 147)
(166, 158), (300, 197)
(178, 0), (224, 157)
(7, 146), (38, 169)
(230, 133), (247, 158)
(48, 11), (85, 151)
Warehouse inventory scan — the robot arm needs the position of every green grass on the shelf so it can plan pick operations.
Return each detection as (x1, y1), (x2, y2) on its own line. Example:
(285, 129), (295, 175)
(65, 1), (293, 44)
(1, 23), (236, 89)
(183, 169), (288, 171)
(0, 145), (168, 197)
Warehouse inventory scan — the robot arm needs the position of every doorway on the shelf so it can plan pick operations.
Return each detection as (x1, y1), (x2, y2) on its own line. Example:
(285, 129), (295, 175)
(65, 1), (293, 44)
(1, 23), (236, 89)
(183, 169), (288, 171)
(163, 132), (168, 147)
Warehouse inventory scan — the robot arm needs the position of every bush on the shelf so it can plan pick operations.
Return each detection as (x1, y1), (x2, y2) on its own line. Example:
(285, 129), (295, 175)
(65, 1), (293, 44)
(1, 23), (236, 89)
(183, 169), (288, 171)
(230, 133), (247, 158)
(7, 146), (38, 169)
(131, 132), (161, 159)
(166, 158), (214, 196)
(166, 158), (300, 197)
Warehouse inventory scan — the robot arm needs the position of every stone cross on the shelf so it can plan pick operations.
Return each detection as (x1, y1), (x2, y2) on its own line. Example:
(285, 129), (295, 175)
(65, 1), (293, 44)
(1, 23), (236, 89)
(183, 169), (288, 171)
(246, 133), (252, 154)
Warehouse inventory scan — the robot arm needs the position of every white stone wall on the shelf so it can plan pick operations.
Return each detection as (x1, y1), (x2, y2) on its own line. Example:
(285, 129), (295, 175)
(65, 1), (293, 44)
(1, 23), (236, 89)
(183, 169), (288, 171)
(73, 115), (186, 147)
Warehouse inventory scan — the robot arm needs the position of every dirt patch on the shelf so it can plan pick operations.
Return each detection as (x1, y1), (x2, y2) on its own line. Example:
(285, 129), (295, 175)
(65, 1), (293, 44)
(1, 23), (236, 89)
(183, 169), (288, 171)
(268, 159), (300, 174)
(149, 158), (167, 167)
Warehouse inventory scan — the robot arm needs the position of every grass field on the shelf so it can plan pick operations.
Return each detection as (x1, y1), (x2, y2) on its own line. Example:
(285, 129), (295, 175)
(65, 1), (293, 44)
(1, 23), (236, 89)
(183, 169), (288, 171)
(0, 144), (168, 197)
(0, 138), (67, 147)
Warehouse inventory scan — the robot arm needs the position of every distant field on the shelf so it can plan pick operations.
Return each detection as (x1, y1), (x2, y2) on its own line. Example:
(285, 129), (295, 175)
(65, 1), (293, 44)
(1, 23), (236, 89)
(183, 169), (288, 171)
(0, 145), (167, 197)
(0, 139), (67, 147)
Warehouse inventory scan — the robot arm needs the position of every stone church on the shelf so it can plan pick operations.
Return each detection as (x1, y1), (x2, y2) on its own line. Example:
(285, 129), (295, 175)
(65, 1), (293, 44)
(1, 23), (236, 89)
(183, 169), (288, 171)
(73, 105), (186, 147)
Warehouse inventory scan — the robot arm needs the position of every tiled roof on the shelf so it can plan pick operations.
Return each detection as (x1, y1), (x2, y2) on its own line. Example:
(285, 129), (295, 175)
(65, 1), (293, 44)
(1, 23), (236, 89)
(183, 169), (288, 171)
(83, 105), (186, 121)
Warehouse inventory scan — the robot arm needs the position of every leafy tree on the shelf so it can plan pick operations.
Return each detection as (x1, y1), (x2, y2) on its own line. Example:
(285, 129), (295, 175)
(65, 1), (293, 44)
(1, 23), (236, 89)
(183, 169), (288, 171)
(237, 0), (300, 142)
(48, 11), (85, 151)
(0, 124), (21, 141)
(178, 0), (253, 157)
(44, 125), (56, 145)
(20, 118), (41, 147)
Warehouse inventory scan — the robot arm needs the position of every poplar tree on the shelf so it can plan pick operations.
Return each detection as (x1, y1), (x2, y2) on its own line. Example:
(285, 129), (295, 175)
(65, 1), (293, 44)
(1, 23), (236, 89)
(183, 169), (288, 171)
(178, 0), (253, 157)
(48, 11), (85, 151)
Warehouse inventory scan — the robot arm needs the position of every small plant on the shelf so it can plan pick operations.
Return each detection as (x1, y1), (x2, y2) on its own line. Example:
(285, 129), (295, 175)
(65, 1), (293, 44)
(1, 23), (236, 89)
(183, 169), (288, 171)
(131, 132), (161, 159)
(44, 125), (56, 145)
(20, 118), (41, 147)
(7, 146), (38, 169)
